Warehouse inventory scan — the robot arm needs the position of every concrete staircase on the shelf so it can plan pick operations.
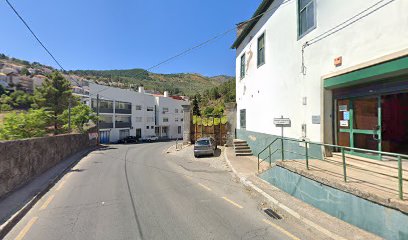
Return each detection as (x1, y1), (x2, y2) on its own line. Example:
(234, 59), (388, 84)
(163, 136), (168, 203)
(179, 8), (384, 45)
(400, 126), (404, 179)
(233, 139), (253, 156)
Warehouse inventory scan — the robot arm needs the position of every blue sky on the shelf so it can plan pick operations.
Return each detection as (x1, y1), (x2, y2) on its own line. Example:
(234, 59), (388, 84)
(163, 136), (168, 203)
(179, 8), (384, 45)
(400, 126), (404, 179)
(1, 0), (262, 77)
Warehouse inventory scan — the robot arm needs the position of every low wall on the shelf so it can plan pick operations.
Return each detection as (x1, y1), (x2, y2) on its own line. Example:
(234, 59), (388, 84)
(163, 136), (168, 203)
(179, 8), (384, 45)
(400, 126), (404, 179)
(0, 133), (96, 199)
(260, 166), (408, 240)
(236, 129), (322, 161)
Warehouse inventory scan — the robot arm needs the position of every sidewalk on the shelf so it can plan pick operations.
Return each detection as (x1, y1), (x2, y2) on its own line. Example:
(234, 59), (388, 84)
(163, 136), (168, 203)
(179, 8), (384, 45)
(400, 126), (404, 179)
(0, 147), (95, 239)
(224, 147), (380, 240)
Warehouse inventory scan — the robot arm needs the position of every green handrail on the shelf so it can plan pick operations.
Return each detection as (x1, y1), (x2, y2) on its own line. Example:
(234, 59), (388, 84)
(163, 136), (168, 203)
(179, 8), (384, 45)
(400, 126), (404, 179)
(257, 136), (407, 200)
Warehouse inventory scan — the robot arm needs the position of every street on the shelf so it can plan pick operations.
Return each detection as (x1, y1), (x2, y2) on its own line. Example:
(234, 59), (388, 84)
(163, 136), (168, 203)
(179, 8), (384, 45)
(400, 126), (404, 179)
(5, 142), (316, 240)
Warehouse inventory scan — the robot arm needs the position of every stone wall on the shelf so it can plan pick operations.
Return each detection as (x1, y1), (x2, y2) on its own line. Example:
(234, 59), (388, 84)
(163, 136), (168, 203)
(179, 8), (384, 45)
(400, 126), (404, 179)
(0, 133), (96, 199)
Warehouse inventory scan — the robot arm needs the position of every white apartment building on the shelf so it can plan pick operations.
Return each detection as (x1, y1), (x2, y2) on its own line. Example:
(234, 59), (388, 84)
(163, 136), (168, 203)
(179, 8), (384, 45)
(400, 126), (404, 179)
(232, 0), (408, 159)
(85, 83), (187, 143)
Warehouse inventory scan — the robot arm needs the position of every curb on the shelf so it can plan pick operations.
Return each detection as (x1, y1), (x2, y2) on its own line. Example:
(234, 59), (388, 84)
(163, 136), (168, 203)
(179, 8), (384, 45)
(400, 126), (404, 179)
(0, 146), (98, 239)
(223, 148), (346, 240)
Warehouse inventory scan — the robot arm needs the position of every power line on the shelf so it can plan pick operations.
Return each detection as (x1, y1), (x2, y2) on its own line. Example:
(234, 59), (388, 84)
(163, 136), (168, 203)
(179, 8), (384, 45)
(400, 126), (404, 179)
(5, 0), (83, 87)
(306, 0), (396, 46)
(92, 0), (295, 95)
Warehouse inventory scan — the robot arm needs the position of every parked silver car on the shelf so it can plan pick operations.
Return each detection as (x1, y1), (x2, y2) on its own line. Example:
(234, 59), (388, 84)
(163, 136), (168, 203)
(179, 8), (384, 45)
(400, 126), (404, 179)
(194, 137), (217, 157)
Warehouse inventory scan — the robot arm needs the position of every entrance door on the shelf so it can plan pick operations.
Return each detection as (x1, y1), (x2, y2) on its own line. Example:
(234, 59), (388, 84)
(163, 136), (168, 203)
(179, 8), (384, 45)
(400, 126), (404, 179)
(337, 97), (381, 159)
(119, 129), (130, 140)
(136, 128), (142, 140)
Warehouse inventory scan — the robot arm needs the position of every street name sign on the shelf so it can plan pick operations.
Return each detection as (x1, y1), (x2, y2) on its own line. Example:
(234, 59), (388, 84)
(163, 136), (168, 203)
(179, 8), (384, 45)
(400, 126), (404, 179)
(274, 118), (291, 127)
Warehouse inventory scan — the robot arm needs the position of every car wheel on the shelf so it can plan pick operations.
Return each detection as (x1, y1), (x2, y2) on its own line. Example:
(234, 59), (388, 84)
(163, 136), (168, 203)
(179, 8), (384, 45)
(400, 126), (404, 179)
(194, 154), (198, 158)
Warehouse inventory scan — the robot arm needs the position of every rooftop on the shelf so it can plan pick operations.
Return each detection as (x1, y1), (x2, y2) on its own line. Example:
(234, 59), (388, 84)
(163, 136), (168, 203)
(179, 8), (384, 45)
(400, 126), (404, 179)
(231, 0), (274, 49)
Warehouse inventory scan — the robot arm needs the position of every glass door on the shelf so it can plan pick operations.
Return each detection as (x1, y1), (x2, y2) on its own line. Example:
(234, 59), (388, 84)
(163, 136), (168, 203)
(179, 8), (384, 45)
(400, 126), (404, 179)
(337, 96), (382, 159)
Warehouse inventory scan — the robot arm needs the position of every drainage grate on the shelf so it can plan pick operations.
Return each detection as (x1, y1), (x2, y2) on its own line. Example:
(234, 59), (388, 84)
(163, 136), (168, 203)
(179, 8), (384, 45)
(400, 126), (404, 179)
(264, 208), (282, 220)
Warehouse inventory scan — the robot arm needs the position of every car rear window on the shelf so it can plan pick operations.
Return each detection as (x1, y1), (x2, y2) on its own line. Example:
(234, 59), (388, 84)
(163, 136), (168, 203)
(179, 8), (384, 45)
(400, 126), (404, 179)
(196, 140), (210, 146)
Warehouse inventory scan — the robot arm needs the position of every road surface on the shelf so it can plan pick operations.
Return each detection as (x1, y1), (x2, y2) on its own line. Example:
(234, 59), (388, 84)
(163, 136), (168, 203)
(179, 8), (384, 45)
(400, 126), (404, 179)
(5, 142), (319, 240)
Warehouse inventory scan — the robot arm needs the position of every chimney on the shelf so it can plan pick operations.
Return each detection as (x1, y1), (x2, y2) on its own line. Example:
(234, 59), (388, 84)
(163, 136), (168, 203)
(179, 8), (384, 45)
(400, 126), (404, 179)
(138, 86), (144, 93)
(236, 22), (249, 37)
(164, 91), (169, 97)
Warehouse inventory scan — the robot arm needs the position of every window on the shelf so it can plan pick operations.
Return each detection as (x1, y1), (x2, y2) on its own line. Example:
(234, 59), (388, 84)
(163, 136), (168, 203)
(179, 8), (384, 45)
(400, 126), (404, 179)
(146, 126), (149, 129)
(135, 117), (142, 122)
(92, 99), (113, 113)
(163, 118), (169, 123)
(151, 126), (154, 129)
(178, 126), (182, 134)
(115, 101), (131, 114)
(175, 118), (179, 122)
(181, 118), (183, 122)
(99, 115), (113, 128)
(298, 0), (315, 37)
(147, 107), (154, 111)
(163, 107), (169, 113)
(240, 54), (246, 79)
(146, 117), (154, 122)
(115, 115), (131, 128)
(136, 105), (142, 110)
(240, 109), (246, 129)
(257, 33), (265, 67)
(175, 109), (179, 113)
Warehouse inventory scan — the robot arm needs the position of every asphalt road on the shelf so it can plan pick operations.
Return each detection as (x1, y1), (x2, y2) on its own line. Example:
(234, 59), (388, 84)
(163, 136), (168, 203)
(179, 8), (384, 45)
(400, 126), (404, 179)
(4, 142), (317, 240)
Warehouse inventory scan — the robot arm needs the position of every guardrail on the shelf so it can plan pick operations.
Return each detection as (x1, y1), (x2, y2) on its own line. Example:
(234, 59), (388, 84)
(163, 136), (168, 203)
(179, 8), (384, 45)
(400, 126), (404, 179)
(257, 137), (408, 200)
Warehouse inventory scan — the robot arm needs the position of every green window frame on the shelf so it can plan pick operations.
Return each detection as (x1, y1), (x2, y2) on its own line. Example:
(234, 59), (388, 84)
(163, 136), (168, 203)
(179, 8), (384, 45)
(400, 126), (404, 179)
(257, 33), (265, 67)
(240, 54), (246, 79)
(240, 109), (246, 129)
(298, 0), (316, 38)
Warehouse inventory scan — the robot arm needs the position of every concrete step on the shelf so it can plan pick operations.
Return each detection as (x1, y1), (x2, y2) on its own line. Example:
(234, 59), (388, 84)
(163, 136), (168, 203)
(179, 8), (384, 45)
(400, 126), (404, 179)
(234, 149), (252, 153)
(236, 152), (253, 156)
(233, 139), (247, 144)
(234, 146), (250, 150)
(233, 143), (249, 147)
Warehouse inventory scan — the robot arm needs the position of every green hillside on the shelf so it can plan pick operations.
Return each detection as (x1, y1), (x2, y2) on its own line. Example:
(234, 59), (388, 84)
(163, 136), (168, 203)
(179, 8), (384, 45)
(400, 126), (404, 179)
(69, 69), (234, 96)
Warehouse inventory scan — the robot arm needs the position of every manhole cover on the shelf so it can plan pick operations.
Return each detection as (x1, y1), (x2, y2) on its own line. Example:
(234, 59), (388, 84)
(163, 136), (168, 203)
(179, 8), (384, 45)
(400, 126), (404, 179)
(264, 208), (282, 220)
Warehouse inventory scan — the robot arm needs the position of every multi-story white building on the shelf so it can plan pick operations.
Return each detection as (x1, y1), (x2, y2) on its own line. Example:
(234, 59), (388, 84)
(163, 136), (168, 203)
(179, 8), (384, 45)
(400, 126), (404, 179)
(84, 83), (187, 143)
(232, 0), (408, 159)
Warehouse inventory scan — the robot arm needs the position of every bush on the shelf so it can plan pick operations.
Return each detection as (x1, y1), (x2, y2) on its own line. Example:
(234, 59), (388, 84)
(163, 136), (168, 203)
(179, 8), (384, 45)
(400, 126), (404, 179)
(0, 104), (12, 112)
(0, 109), (51, 140)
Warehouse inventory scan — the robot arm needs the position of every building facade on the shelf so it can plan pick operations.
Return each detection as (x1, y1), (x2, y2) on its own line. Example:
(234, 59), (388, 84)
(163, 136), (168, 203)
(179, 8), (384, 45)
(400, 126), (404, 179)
(232, 0), (408, 158)
(86, 83), (187, 143)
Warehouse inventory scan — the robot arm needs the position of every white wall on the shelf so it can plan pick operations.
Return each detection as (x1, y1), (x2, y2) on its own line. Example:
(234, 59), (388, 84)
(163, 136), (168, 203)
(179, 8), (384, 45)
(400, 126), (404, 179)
(235, 0), (408, 142)
(88, 83), (187, 142)
(155, 96), (185, 139)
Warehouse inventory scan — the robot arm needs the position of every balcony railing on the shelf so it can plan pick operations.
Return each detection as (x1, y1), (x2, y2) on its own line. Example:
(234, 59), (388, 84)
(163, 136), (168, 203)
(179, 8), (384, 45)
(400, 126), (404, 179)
(115, 122), (131, 128)
(99, 122), (113, 129)
(115, 108), (131, 114)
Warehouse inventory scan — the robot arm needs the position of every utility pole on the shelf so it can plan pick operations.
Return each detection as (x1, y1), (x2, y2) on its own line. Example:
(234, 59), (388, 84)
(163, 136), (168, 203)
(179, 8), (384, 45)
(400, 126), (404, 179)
(68, 97), (72, 132)
(96, 94), (100, 144)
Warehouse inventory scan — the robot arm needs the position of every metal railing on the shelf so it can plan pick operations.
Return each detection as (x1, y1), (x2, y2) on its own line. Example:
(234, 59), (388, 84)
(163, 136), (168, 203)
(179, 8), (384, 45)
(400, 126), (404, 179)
(257, 137), (408, 200)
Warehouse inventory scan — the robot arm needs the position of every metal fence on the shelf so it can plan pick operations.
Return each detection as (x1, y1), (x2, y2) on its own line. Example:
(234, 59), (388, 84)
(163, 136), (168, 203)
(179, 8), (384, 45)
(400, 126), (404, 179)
(258, 137), (408, 200)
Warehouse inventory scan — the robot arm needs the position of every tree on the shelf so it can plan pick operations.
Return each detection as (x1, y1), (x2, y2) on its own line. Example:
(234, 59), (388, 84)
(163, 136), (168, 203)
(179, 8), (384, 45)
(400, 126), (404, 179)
(33, 71), (72, 134)
(0, 85), (6, 96)
(192, 96), (200, 116)
(9, 90), (33, 109)
(202, 106), (214, 117)
(60, 103), (97, 133)
(21, 67), (30, 76)
(0, 109), (50, 140)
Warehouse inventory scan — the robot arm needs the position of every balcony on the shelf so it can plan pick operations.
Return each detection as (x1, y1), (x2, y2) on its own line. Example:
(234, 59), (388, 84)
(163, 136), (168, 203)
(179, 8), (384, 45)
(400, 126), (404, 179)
(115, 108), (131, 114)
(99, 122), (113, 129)
(115, 122), (131, 128)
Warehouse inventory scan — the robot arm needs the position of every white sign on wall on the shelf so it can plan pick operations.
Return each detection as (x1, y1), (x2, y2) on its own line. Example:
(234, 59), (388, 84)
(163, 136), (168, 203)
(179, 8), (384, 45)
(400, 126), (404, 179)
(340, 120), (349, 127)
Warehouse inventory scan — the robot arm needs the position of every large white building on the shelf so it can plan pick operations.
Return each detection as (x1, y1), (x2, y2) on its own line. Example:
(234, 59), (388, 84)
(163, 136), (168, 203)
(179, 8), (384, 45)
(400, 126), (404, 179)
(81, 83), (188, 143)
(232, 0), (408, 159)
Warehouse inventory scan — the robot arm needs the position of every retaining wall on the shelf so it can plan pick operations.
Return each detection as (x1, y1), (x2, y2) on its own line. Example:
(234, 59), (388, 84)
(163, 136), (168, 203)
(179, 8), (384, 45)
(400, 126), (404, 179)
(0, 133), (95, 199)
